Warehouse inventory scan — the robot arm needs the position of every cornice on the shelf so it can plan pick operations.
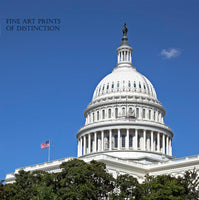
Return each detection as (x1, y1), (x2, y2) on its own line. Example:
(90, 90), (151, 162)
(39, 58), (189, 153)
(76, 119), (173, 138)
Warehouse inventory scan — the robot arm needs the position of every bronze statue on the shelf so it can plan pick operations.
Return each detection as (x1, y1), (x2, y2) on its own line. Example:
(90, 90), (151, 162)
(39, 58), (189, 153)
(123, 23), (128, 36)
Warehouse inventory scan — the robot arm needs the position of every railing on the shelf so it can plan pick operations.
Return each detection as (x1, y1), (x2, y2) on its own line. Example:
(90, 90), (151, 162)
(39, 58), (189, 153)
(150, 154), (199, 166)
(14, 157), (75, 172)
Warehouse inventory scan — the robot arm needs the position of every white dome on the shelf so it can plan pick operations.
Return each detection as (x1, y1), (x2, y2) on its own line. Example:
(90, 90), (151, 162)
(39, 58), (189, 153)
(92, 66), (157, 101)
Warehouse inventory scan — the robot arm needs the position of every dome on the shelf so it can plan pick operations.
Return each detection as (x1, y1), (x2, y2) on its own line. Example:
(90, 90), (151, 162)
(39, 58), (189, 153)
(92, 66), (157, 101)
(77, 24), (173, 164)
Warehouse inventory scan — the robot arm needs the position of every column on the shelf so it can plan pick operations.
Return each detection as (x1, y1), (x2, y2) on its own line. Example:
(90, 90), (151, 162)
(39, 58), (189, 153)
(88, 133), (91, 153)
(94, 132), (97, 152)
(169, 138), (172, 156)
(147, 134), (150, 151)
(151, 131), (154, 151)
(83, 135), (86, 155)
(166, 136), (169, 155)
(109, 130), (112, 151)
(98, 134), (101, 152)
(157, 132), (160, 152)
(118, 129), (121, 150)
(135, 129), (138, 150)
(143, 130), (146, 151)
(77, 139), (80, 157)
(163, 134), (165, 154)
(101, 131), (104, 151)
(126, 129), (129, 149)
(80, 137), (83, 156)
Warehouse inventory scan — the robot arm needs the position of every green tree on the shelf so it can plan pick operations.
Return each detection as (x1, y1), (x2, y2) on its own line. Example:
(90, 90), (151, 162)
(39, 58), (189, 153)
(1, 160), (199, 200)
(179, 168), (199, 199)
(111, 174), (142, 200)
(141, 174), (187, 200)
(57, 159), (114, 199)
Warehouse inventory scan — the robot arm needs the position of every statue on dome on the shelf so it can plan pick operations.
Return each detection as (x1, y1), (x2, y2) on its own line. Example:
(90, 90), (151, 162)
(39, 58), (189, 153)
(123, 23), (128, 36)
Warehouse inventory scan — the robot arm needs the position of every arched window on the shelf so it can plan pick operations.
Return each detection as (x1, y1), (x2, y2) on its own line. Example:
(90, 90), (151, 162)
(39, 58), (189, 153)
(144, 84), (146, 89)
(112, 83), (114, 89)
(139, 82), (141, 88)
(115, 107), (118, 118)
(129, 107), (133, 114)
(89, 114), (91, 123)
(107, 84), (109, 90)
(117, 82), (119, 88)
(102, 110), (105, 119)
(114, 135), (118, 148)
(143, 109), (145, 119)
(102, 85), (105, 91)
(97, 111), (99, 120)
(128, 81), (131, 87)
(93, 113), (95, 122)
(122, 107), (125, 116)
(136, 108), (139, 118)
(149, 110), (151, 120)
(154, 111), (156, 121)
(122, 135), (125, 147)
(134, 82), (136, 88)
(108, 109), (111, 118)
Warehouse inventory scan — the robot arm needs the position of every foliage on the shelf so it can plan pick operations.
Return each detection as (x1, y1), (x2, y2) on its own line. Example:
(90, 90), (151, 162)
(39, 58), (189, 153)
(141, 174), (186, 200)
(0, 160), (199, 200)
(110, 174), (142, 200)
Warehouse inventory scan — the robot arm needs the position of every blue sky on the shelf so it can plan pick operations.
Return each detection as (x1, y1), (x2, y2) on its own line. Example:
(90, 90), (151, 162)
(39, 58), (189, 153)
(0, 0), (199, 180)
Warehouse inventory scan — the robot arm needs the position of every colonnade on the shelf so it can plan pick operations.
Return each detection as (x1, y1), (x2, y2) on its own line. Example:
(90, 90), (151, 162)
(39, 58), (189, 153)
(86, 106), (164, 125)
(117, 50), (132, 63)
(78, 129), (172, 157)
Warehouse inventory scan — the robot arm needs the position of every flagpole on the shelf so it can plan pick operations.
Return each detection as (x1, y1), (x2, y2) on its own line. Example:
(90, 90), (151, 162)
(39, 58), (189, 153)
(48, 139), (50, 162)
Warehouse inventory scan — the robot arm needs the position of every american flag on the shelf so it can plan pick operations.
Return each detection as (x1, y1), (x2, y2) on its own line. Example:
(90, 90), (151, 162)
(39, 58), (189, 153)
(41, 140), (50, 149)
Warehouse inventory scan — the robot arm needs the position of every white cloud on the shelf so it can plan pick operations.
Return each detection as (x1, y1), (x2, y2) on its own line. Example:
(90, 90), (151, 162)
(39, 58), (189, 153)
(160, 48), (181, 59)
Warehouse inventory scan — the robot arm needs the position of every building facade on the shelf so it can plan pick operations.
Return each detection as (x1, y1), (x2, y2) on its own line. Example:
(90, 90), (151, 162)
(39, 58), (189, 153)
(5, 24), (199, 184)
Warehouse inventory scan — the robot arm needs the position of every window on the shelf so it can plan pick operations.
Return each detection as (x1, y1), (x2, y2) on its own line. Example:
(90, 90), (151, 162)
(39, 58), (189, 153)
(89, 114), (91, 123)
(122, 135), (125, 147)
(149, 110), (151, 120)
(102, 85), (105, 91)
(91, 137), (94, 152)
(143, 109), (145, 118)
(136, 108), (139, 118)
(129, 107), (133, 114)
(139, 83), (141, 88)
(155, 136), (157, 151)
(122, 107), (125, 116)
(107, 84), (109, 90)
(108, 109), (111, 118)
(115, 108), (118, 118)
(128, 81), (131, 87)
(154, 111), (156, 120)
(129, 135), (133, 147)
(97, 111), (99, 120)
(117, 82), (119, 88)
(144, 84), (146, 89)
(112, 83), (114, 89)
(102, 110), (105, 119)
(134, 82), (136, 88)
(93, 113), (95, 122)
(114, 135), (118, 148)
(107, 136), (109, 149)
(138, 134), (140, 149)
